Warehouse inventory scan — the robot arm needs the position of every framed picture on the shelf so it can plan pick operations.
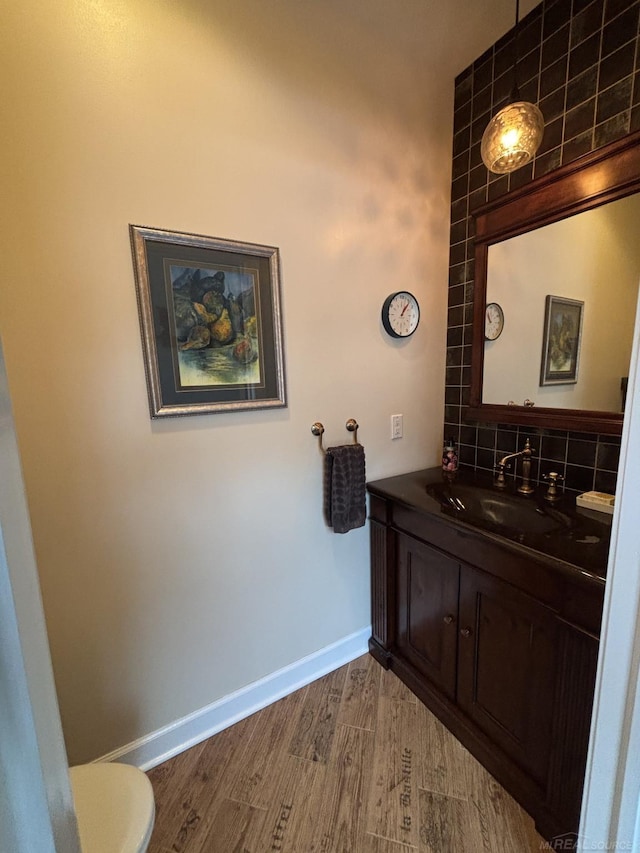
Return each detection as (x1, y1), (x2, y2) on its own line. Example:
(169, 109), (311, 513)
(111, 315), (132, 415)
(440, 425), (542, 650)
(130, 225), (287, 418)
(540, 295), (584, 386)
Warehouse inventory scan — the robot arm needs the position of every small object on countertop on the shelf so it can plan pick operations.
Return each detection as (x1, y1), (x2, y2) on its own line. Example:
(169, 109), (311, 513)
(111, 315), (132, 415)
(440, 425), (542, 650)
(323, 444), (366, 533)
(442, 438), (458, 474)
(576, 491), (615, 515)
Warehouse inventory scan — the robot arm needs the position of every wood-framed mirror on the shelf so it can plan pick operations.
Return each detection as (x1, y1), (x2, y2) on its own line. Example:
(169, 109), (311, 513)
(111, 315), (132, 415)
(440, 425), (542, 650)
(466, 129), (640, 436)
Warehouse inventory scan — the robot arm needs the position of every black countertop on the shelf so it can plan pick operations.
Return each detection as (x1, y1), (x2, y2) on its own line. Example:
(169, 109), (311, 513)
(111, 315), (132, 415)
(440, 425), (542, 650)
(367, 467), (611, 587)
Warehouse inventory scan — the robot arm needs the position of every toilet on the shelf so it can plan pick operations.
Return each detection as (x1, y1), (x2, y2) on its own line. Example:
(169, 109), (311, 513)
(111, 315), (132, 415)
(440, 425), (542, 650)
(69, 762), (155, 852)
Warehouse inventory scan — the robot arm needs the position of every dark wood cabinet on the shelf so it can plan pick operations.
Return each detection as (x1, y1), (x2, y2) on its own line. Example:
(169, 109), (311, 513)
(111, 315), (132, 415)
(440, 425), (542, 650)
(367, 474), (604, 844)
(396, 534), (459, 699)
(457, 564), (559, 789)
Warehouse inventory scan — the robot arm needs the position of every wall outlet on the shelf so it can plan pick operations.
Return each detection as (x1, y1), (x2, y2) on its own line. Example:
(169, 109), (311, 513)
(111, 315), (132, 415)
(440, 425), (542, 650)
(391, 414), (403, 440)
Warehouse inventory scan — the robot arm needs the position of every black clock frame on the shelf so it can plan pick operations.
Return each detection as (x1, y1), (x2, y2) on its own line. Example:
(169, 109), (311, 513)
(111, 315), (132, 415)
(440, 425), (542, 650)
(381, 291), (420, 339)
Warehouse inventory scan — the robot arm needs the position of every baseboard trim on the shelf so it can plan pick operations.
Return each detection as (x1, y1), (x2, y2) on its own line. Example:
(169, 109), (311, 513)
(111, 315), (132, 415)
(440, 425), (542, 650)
(97, 625), (371, 771)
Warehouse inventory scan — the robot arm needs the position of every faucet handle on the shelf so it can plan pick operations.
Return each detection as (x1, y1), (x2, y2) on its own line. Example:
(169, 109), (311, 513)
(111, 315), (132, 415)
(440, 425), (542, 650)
(542, 471), (564, 502)
(494, 461), (509, 489)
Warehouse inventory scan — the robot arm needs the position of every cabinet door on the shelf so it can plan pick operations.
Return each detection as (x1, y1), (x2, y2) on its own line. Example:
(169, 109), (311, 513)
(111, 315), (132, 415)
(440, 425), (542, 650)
(546, 626), (599, 830)
(457, 564), (558, 788)
(396, 534), (459, 699)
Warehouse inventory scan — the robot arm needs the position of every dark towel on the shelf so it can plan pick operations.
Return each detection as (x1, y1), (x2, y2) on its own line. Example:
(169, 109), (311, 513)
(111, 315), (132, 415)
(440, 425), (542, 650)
(323, 444), (366, 534)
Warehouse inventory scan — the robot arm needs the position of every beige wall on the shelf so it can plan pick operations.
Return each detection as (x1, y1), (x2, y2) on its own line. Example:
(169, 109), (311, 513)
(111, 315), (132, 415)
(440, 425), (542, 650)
(1, 0), (513, 763)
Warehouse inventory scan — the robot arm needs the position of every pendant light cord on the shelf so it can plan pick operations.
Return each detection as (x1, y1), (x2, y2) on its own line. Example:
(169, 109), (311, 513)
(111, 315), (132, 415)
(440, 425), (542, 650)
(511, 0), (521, 101)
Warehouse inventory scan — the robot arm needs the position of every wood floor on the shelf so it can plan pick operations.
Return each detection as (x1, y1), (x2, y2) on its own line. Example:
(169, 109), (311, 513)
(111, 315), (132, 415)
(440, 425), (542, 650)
(146, 654), (545, 853)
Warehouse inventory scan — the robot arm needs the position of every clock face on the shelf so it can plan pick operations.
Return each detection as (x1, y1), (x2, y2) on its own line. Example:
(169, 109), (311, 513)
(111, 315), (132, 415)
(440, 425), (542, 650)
(484, 302), (504, 341)
(381, 291), (420, 338)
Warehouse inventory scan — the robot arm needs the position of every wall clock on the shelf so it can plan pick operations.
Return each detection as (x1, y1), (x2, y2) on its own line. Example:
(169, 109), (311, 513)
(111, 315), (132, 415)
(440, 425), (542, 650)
(484, 302), (504, 341)
(381, 291), (420, 338)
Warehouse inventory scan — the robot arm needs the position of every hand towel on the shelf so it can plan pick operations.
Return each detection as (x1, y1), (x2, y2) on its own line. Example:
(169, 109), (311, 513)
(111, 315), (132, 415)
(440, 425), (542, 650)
(323, 444), (366, 534)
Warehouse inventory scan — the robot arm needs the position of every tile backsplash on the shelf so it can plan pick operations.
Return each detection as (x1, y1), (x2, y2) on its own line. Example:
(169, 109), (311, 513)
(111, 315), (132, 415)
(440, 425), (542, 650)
(445, 0), (640, 495)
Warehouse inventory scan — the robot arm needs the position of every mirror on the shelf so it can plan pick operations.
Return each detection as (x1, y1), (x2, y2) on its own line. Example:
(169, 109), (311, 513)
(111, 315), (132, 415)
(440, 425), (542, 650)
(484, 194), (640, 411)
(467, 130), (640, 435)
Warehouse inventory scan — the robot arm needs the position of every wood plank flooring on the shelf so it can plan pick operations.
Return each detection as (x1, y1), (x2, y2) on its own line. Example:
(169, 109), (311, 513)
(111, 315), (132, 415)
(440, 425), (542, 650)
(146, 654), (545, 852)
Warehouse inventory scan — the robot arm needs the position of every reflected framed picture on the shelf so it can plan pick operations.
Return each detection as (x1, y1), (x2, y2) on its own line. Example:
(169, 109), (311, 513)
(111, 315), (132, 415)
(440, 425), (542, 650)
(540, 295), (584, 386)
(130, 225), (287, 418)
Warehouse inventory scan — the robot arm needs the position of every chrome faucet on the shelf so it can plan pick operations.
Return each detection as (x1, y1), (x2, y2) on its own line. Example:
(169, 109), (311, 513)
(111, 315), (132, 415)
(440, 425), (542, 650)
(494, 438), (536, 495)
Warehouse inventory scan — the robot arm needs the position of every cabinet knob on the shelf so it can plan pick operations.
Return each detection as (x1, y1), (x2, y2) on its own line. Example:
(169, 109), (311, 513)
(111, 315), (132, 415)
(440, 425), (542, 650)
(443, 614), (455, 624)
(460, 627), (472, 638)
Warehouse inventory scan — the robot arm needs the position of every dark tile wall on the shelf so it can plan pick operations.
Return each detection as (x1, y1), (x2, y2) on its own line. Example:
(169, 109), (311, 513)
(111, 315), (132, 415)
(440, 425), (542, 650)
(445, 0), (640, 495)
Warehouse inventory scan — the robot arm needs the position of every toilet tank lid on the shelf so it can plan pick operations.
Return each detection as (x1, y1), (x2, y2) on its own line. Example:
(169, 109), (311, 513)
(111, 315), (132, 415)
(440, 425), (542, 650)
(69, 762), (155, 853)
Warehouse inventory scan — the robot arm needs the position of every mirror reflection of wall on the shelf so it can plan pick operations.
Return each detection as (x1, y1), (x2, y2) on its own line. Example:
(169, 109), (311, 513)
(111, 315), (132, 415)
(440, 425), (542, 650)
(483, 193), (640, 412)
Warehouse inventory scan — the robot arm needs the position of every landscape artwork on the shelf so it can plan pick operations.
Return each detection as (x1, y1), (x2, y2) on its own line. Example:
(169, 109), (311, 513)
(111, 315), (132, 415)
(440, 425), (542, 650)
(130, 226), (286, 417)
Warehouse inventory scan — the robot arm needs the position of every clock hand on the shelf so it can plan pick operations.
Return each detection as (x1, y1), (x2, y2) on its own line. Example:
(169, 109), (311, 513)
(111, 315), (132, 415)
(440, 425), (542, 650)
(401, 302), (409, 316)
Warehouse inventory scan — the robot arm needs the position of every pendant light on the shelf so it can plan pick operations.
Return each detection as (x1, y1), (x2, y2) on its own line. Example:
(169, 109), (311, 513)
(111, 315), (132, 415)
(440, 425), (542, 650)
(481, 0), (544, 174)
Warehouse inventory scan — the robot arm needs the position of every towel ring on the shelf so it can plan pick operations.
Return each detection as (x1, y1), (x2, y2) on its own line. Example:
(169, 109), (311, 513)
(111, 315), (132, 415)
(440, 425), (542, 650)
(311, 419), (359, 454)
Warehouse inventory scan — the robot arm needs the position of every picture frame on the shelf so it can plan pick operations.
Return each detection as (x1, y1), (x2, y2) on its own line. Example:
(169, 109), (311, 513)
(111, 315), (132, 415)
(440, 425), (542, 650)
(540, 295), (584, 386)
(130, 225), (287, 418)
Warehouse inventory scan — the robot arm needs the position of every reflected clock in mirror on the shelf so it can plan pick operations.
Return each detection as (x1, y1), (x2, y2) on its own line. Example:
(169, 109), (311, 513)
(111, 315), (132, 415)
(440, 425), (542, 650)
(484, 302), (504, 341)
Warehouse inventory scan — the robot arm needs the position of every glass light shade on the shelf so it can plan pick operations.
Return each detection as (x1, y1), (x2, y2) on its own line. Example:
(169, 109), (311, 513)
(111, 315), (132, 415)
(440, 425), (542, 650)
(481, 101), (544, 174)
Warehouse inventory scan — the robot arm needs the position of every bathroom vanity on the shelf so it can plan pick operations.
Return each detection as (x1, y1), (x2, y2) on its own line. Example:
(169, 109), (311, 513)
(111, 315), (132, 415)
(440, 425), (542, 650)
(367, 467), (610, 843)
